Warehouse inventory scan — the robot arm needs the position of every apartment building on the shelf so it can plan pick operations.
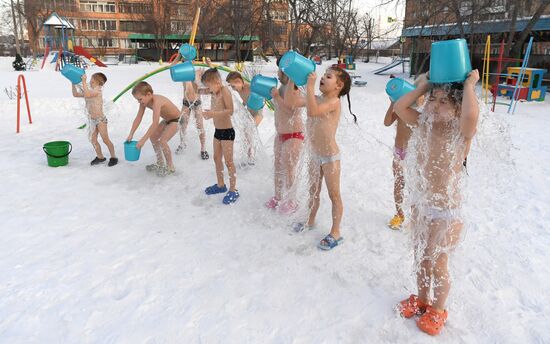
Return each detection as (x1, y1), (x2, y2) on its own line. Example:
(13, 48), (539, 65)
(27, 0), (291, 59)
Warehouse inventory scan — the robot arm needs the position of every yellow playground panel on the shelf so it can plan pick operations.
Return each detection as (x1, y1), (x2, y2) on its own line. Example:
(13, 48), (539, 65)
(496, 67), (547, 102)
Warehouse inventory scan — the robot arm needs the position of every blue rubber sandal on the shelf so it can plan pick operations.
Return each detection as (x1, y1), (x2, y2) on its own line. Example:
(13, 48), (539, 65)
(317, 234), (344, 250)
(205, 184), (227, 195)
(223, 190), (240, 204)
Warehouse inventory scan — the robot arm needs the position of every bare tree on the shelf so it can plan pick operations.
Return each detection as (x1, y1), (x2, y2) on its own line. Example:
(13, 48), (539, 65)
(20, 0), (55, 57)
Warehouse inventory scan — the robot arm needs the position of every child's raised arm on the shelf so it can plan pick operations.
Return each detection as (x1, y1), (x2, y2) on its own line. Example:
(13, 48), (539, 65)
(384, 102), (397, 127)
(80, 74), (100, 98)
(394, 74), (430, 125)
(460, 70), (480, 139)
(127, 104), (146, 142)
(305, 72), (339, 116)
(283, 80), (306, 108)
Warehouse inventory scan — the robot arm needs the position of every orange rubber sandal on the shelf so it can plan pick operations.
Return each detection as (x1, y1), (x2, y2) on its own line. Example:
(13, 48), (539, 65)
(398, 294), (429, 318)
(417, 306), (448, 336)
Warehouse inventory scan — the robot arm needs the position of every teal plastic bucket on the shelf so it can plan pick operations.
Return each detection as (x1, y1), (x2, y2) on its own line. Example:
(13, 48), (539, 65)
(386, 78), (416, 102)
(179, 43), (197, 61)
(247, 92), (264, 111)
(43, 141), (72, 167)
(430, 39), (472, 83)
(170, 61), (196, 82)
(61, 64), (85, 84)
(251, 74), (278, 99)
(124, 140), (141, 161)
(279, 51), (316, 86)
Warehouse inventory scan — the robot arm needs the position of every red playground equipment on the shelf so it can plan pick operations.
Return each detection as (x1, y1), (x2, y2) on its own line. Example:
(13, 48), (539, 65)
(16, 74), (32, 134)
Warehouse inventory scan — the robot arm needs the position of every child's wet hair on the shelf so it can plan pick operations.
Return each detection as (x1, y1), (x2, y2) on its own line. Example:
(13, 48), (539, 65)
(328, 66), (357, 123)
(430, 82), (464, 107)
(201, 68), (221, 84)
(132, 81), (153, 95)
(226, 71), (243, 83)
(92, 72), (107, 86)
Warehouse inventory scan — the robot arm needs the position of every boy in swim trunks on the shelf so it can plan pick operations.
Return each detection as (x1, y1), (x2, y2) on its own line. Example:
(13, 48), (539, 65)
(126, 81), (180, 176)
(200, 68), (239, 204)
(265, 58), (306, 214)
(72, 72), (118, 166)
(293, 67), (356, 250)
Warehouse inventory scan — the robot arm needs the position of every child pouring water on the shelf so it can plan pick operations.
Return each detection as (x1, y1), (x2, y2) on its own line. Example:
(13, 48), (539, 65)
(265, 58), (306, 214)
(200, 68), (239, 204)
(393, 70), (479, 335)
(292, 67), (356, 250)
(71, 73), (118, 166)
(126, 82), (181, 176)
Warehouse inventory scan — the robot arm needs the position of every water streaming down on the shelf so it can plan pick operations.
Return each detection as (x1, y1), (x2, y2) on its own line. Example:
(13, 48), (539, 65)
(228, 89), (265, 167)
(400, 83), (480, 306)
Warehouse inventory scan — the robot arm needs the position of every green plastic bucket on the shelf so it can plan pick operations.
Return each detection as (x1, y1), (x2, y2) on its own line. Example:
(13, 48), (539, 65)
(43, 141), (72, 167)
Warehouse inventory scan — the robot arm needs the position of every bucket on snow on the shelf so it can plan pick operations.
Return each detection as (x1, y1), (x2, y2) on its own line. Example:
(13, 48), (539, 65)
(61, 64), (85, 84)
(279, 51), (316, 86)
(430, 39), (472, 83)
(43, 141), (72, 167)
(124, 140), (141, 161)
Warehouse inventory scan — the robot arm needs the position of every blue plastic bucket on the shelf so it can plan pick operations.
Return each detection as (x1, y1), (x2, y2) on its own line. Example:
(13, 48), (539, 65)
(124, 140), (141, 161)
(279, 51), (316, 86)
(170, 61), (196, 82)
(386, 78), (416, 102)
(250, 74), (278, 99)
(247, 92), (265, 111)
(179, 43), (197, 61)
(430, 39), (472, 83)
(61, 64), (85, 84)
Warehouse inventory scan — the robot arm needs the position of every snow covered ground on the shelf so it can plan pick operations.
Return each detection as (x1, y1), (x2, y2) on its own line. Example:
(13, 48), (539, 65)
(0, 56), (549, 343)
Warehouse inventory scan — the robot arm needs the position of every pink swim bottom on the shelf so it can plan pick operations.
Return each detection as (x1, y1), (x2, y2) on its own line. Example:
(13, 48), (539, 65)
(394, 146), (406, 160)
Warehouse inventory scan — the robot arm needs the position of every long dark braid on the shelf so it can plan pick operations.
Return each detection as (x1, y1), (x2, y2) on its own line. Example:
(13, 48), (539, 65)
(329, 67), (357, 123)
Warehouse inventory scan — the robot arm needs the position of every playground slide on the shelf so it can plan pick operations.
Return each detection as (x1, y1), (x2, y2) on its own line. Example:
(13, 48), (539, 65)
(373, 58), (408, 75)
(73, 46), (107, 67)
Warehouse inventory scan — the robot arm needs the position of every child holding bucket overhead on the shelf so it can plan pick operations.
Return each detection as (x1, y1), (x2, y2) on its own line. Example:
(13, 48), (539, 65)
(393, 66), (480, 335)
(293, 66), (356, 250)
(126, 81), (181, 176)
(384, 77), (425, 230)
(265, 57), (306, 214)
(200, 68), (239, 204)
(71, 73), (118, 167)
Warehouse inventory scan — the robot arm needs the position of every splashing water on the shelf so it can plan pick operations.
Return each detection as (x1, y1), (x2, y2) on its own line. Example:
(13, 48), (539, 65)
(229, 89), (265, 166)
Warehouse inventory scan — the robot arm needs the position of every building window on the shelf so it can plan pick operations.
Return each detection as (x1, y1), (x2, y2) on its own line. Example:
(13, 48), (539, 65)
(171, 21), (188, 32)
(80, 1), (116, 13)
(119, 21), (150, 33)
(80, 20), (116, 31)
(118, 2), (153, 14)
(270, 10), (287, 21)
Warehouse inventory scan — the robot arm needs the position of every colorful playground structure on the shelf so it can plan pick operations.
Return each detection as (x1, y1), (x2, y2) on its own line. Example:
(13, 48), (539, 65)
(334, 55), (356, 70)
(493, 67), (547, 102)
(41, 12), (106, 71)
(482, 35), (546, 114)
